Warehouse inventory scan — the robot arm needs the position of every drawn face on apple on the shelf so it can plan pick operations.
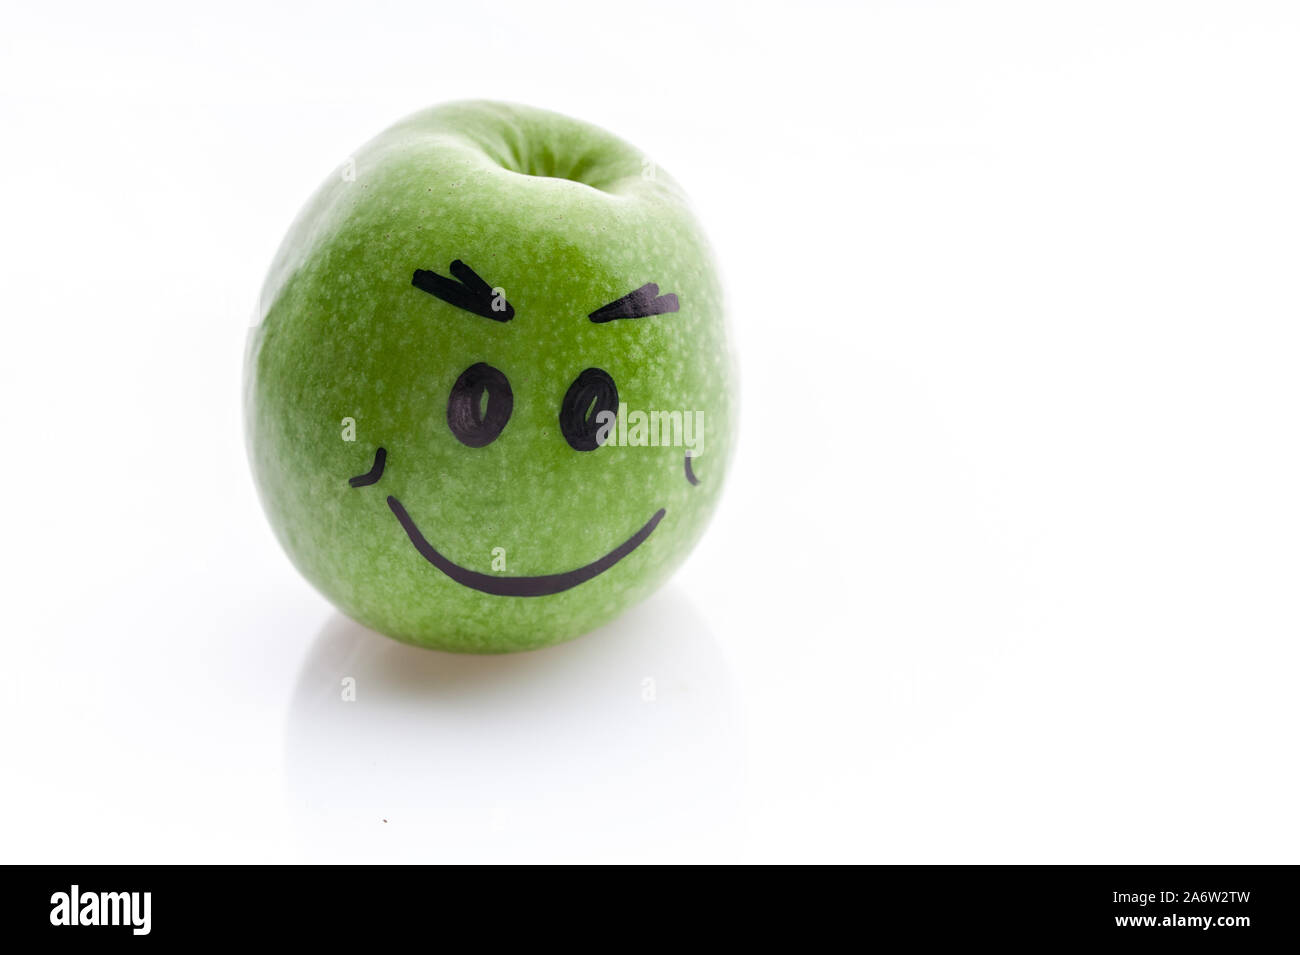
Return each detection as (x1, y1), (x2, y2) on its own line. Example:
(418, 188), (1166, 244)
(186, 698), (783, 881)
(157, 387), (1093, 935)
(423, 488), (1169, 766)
(351, 259), (701, 597)
(245, 101), (735, 652)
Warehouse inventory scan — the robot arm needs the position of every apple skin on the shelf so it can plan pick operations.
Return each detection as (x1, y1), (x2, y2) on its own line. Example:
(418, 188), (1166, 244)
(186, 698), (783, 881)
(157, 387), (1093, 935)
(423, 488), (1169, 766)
(244, 101), (736, 652)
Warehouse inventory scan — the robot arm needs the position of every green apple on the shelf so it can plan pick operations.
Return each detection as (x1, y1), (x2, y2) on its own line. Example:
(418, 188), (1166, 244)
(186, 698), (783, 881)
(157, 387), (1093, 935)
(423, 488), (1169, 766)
(244, 101), (736, 653)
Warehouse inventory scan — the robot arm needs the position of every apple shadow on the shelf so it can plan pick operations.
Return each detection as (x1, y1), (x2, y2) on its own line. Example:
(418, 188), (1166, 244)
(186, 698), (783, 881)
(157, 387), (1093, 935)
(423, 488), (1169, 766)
(283, 585), (745, 862)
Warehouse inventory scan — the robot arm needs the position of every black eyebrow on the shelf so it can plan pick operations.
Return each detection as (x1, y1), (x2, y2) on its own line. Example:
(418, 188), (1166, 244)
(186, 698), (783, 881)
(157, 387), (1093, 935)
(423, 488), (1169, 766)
(412, 260), (515, 321)
(588, 283), (679, 323)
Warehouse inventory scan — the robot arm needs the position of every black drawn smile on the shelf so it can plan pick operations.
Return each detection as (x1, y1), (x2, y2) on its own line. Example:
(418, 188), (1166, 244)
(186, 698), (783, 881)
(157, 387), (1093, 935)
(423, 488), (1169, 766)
(347, 443), (692, 597)
(386, 496), (665, 597)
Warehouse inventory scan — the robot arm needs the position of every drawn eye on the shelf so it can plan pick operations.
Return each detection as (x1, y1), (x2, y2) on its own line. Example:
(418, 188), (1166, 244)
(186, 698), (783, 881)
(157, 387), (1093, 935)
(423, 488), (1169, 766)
(447, 362), (513, 447)
(560, 367), (619, 452)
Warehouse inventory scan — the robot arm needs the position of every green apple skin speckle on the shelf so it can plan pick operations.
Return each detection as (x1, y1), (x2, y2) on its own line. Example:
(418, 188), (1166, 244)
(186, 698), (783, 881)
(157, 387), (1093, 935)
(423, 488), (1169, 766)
(244, 101), (736, 653)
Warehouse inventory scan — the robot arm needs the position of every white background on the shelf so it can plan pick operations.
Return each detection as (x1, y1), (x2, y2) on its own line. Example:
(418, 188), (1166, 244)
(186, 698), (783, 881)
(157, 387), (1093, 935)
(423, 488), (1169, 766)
(2, 0), (1297, 863)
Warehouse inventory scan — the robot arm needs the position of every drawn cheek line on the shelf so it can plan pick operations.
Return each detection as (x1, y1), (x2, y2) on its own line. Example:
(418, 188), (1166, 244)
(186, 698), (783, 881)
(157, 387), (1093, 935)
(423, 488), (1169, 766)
(349, 446), (387, 487)
(684, 451), (700, 486)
